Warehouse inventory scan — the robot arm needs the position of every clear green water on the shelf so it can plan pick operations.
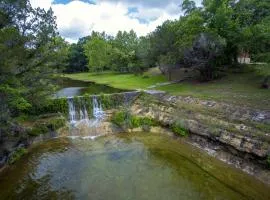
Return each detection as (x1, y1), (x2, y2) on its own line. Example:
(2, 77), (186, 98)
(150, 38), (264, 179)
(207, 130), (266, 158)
(0, 133), (269, 200)
(55, 78), (127, 97)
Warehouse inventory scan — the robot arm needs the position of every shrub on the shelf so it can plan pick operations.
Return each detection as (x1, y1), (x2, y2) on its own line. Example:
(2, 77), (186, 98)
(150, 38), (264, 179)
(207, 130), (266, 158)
(130, 116), (141, 128)
(171, 121), (189, 137)
(111, 110), (130, 127)
(8, 147), (27, 164)
(267, 155), (270, 168)
(27, 116), (66, 136)
(111, 110), (158, 129)
(28, 124), (49, 136)
(47, 117), (66, 131)
(184, 33), (226, 81)
(28, 98), (69, 116)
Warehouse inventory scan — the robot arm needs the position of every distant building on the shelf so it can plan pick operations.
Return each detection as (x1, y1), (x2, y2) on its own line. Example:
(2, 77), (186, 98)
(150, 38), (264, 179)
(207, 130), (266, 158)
(238, 52), (251, 64)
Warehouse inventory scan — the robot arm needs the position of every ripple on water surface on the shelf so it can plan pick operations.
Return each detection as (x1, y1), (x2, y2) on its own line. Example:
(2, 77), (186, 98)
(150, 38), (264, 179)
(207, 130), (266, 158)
(0, 133), (269, 200)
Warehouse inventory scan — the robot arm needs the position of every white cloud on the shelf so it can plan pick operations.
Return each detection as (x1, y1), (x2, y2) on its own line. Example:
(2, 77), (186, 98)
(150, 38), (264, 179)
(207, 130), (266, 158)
(29, 0), (188, 43)
(30, 0), (54, 10)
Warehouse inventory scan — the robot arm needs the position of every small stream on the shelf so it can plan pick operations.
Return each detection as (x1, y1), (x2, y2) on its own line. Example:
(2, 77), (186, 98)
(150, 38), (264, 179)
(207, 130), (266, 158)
(55, 78), (127, 97)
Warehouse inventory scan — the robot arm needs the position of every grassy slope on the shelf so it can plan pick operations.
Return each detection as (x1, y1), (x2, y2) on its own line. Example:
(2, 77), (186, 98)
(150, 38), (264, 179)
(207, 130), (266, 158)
(65, 72), (167, 90)
(157, 74), (270, 109)
(156, 65), (270, 109)
(65, 65), (270, 110)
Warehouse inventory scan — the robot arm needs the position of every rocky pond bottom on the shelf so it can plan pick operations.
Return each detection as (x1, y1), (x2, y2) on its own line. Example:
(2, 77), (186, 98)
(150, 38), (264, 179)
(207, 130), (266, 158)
(0, 133), (269, 200)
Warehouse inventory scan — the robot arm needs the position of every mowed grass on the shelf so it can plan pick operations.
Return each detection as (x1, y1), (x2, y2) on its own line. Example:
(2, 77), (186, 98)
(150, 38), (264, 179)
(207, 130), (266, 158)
(65, 72), (167, 90)
(156, 65), (270, 109)
(65, 65), (270, 109)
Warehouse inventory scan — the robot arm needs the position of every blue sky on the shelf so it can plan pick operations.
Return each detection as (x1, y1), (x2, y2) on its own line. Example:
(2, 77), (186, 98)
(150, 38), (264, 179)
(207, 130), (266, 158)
(30, 0), (202, 43)
(53, 0), (96, 4)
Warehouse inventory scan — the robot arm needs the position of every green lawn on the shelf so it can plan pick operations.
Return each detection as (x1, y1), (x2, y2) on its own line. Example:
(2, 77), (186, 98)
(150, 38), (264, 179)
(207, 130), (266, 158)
(65, 72), (167, 90)
(65, 65), (270, 109)
(156, 65), (270, 109)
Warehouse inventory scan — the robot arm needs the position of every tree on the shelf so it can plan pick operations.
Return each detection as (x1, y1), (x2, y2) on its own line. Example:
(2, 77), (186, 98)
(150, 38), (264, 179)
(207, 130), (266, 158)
(184, 33), (226, 81)
(0, 0), (64, 125)
(83, 32), (112, 72)
(182, 0), (197, 15)
(109, 30), (140, 72)
(65, 36), (89, 73)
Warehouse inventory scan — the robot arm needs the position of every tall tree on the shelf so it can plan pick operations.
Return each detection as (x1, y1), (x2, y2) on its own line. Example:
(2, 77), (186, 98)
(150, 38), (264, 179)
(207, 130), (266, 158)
(65, 36), (89, 73)
(83, 32), (112, 72)
(0, 0), (65, 125)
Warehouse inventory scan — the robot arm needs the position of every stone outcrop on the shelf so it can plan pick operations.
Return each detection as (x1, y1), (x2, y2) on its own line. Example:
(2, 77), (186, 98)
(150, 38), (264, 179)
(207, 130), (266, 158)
(131, 93), (270, 158)
(128, 93), (270, 184)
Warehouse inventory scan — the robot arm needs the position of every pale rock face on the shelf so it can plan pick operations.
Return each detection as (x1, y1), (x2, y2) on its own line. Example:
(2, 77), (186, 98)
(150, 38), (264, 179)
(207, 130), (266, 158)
(130, 95), (270, 158)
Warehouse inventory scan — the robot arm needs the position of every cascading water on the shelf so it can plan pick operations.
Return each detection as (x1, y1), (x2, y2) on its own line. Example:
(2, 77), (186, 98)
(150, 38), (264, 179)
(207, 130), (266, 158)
(68, 98), (76, 124)
(93, 96), (104, 120)
(66, 92), (139, 139)
(67, 96), (105, 139)
(67, 96), (104, 126)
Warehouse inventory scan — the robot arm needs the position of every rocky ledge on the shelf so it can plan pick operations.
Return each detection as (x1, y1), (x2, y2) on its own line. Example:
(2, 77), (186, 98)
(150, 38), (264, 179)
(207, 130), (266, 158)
(128, 93), (270, 184)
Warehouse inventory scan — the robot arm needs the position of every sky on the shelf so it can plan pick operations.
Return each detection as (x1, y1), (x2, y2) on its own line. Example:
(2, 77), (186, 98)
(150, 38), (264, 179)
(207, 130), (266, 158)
(30, 0), (201, 43)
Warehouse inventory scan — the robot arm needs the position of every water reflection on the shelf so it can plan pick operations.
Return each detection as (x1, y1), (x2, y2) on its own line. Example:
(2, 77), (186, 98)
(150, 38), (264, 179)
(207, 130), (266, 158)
(55, 78), (127, 97)
(0, 134), (269, 200)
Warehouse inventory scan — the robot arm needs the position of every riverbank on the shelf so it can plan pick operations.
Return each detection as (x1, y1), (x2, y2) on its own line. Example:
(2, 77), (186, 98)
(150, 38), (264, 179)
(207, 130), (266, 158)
(1, 133), (269, 200)
(54, 91), (270, 184)
(64, 72), (166, 90)
(65, 65), (270, 110)
(1, 90), (269, 186)
(128, 92), (270, 184)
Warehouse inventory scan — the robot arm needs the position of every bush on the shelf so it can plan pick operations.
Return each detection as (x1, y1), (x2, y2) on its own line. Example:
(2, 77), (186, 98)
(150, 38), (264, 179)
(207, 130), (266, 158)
(267, 155), (270, 168)
(27, 116), (66, 136)
(8, 147), (27, 164)
(253, 52), (270, 63)
(29, 98), (69, 116)
(47, 117), (66, 131)
(28, 124), (49, 136)
(171, 121), (189, 137)
(184, 33), (226, 81)
(111, 110), (130, 127)
(111, 110), (158, 129)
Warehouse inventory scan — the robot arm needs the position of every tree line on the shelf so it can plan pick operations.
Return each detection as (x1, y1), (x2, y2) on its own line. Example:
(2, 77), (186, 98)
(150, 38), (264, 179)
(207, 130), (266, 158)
(0, 0), (269, 131)
(0, 0), (67, 130)
(65, 0), (270, 81)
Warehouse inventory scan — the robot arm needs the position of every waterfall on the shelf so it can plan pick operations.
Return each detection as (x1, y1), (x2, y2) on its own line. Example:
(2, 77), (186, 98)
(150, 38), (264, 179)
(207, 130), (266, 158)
(67, 96), (104, 126)
(68, 98), (76, 124)
(65, 92), (140, 139)
(93, 96), (104, 120)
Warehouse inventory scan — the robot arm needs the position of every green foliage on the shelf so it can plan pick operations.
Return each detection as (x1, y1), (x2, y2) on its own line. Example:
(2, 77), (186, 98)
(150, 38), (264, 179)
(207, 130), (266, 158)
(111, 111), (128, 127)
(29, 98), (69, 116)
(267, 155), (270, 168)
(253, 53), (270, 63)
(99, 93), (125, 110)
(0, 0), (67, 127)
(65, 36), (89, 73)
(28, 116), (66, 136)
(184, 33), (226, 81)
(47, 117), (66, 131)
(67, 0), (269, 80)
(83, 32), (112, 72)
(111, 110), (157, 129)
(8, 147), (27, 165)
(171, 121), (189, 137)
(131, 116), (158, 129)
(28, 124), (49, 136)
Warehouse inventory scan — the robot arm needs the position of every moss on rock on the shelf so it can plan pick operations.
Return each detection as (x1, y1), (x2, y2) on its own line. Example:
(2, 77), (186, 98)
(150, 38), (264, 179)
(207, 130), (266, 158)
(8, 147), (27, 165)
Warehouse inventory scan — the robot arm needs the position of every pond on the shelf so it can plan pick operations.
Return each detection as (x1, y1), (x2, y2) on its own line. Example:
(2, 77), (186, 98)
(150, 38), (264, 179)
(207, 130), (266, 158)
(55, 78), (127, 97)
(0, 133), (269, 200)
